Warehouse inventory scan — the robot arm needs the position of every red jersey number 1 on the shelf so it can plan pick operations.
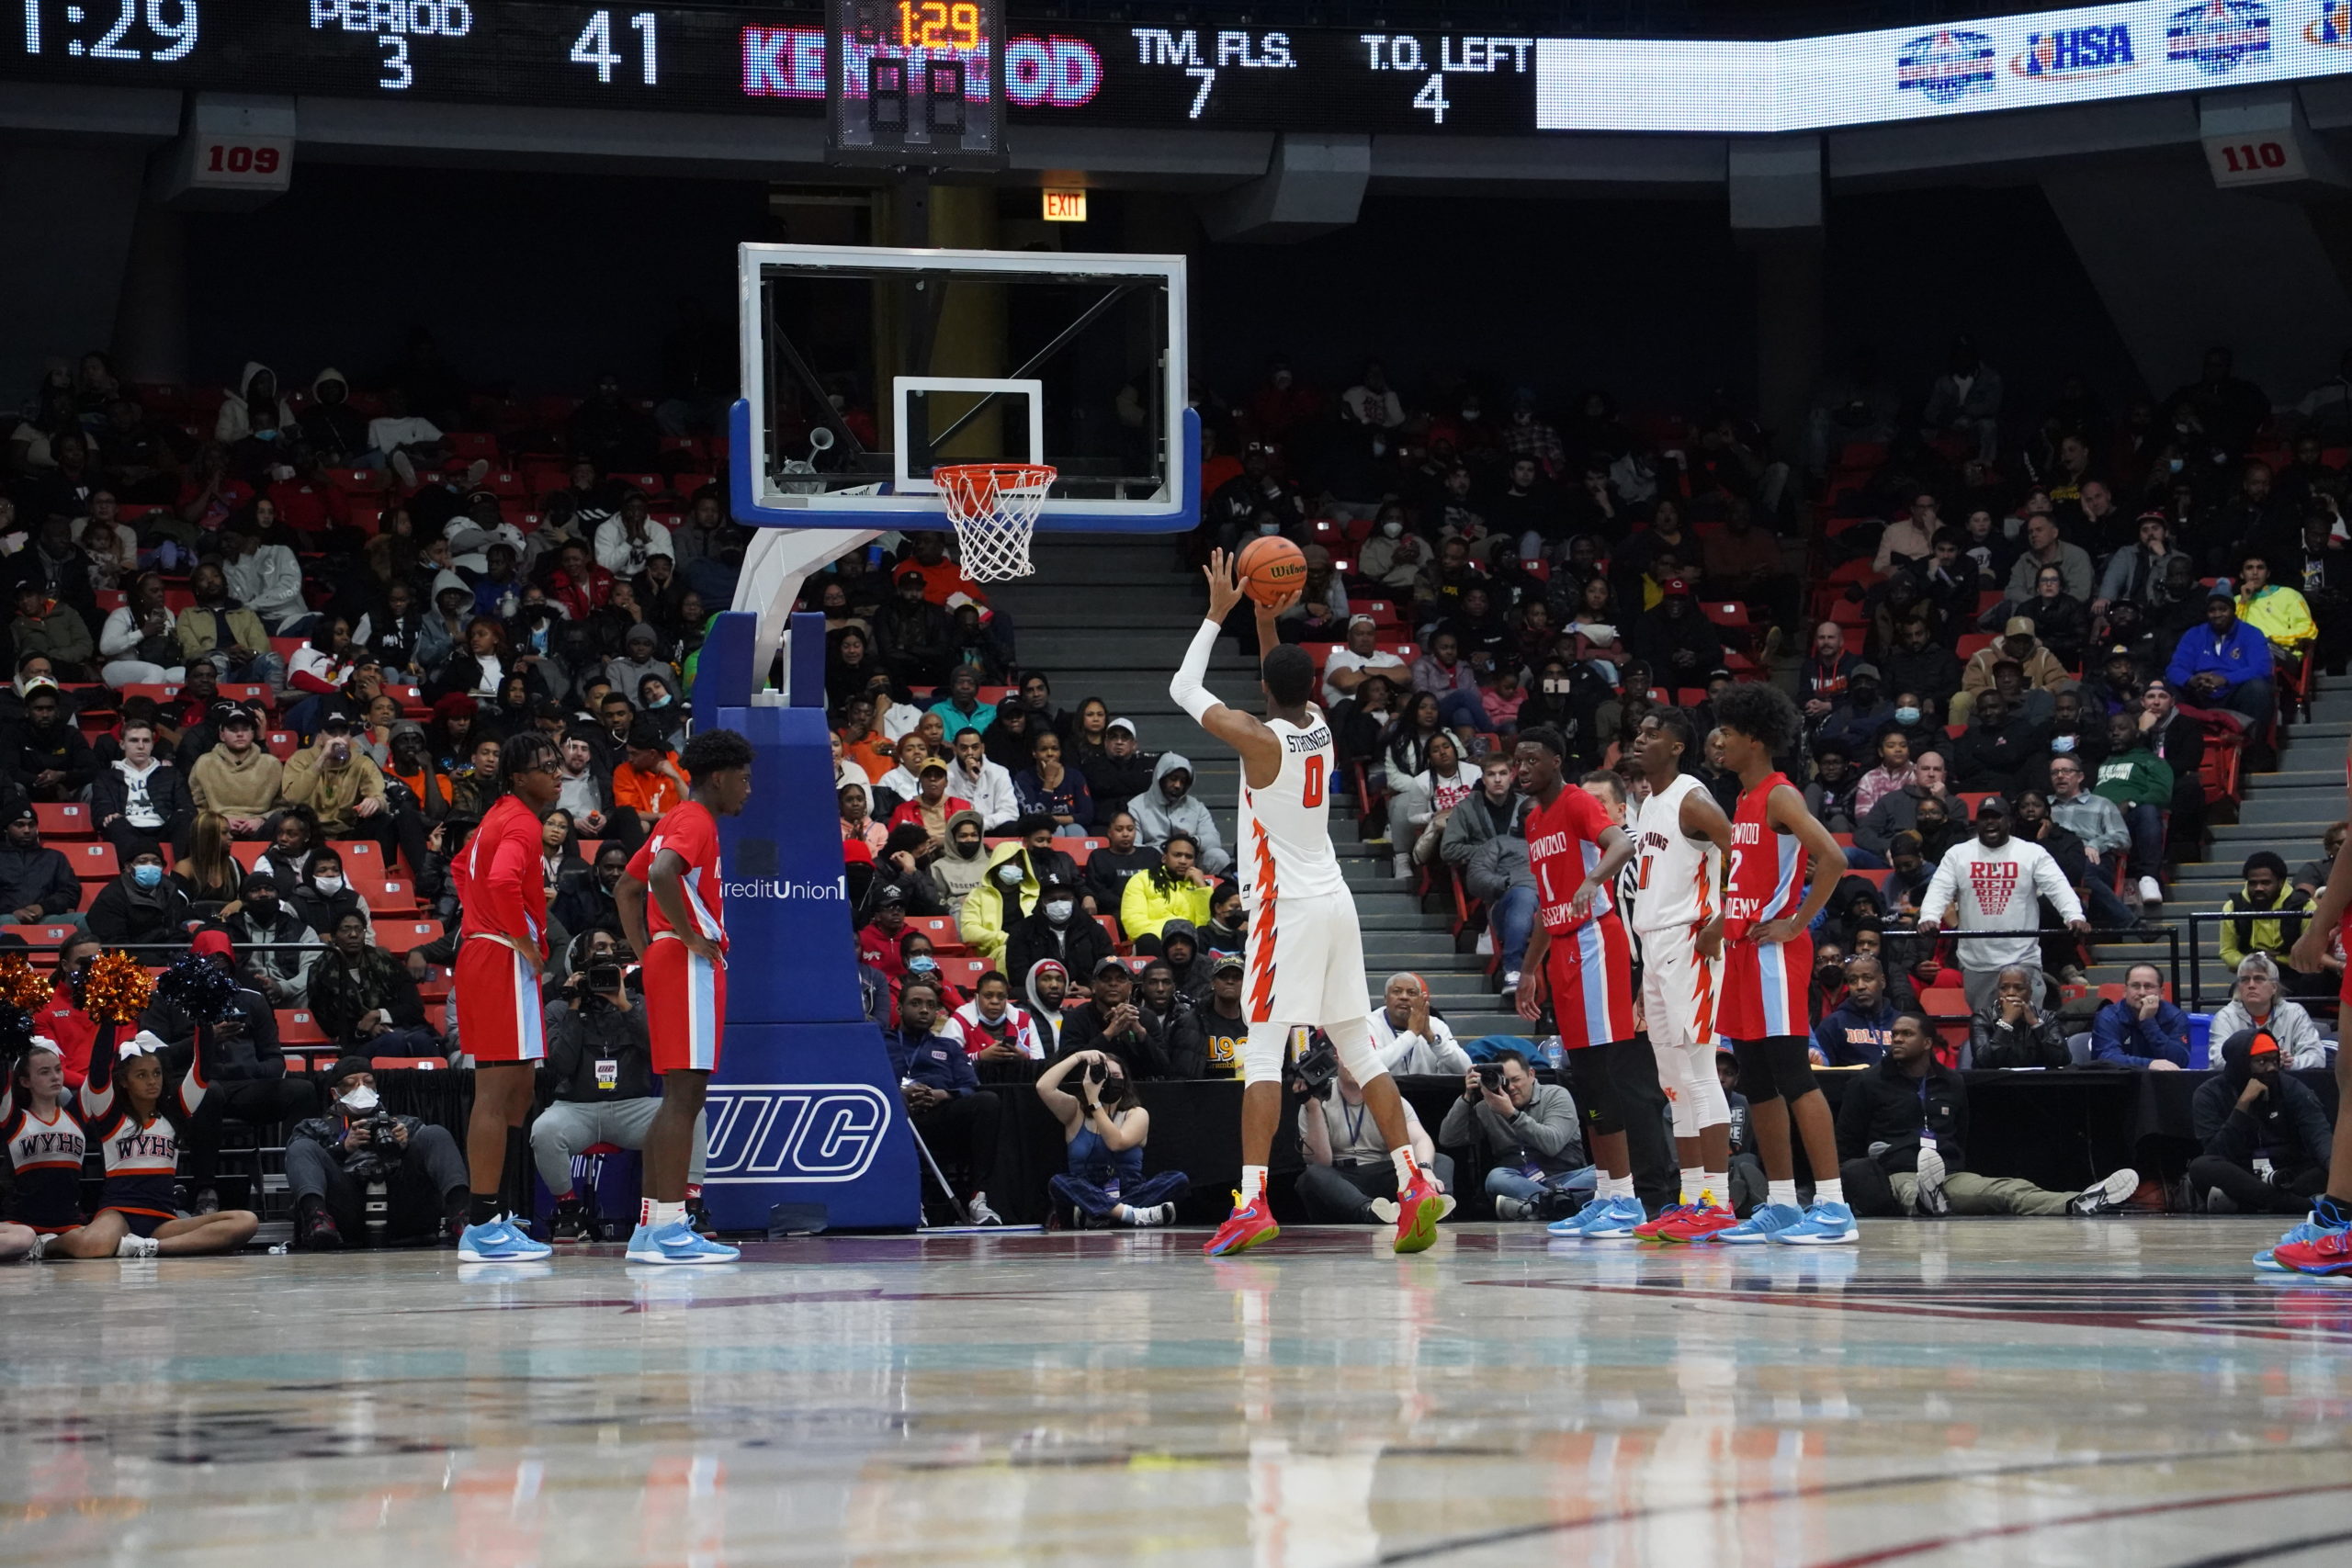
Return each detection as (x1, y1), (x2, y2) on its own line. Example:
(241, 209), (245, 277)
(1302, 754), (1326, 808)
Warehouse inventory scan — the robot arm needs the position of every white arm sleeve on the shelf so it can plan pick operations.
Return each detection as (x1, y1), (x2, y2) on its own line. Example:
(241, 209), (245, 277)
(1169, 617), (1225, 724)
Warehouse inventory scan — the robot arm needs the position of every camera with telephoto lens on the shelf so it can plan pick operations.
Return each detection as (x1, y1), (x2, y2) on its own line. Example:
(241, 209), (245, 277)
(343, 1111), (402, 1182)
(1290, 1038), (1339, 1100)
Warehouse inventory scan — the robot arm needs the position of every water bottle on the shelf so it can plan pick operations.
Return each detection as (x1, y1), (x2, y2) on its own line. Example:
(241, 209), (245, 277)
(1535, 1037), (1566, 1071)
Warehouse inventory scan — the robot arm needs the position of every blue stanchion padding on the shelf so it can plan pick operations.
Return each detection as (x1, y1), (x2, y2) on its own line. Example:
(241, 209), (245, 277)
(689, 609), (921, 1231)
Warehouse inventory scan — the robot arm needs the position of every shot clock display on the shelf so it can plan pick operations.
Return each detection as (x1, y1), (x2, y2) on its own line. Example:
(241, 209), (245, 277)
(824, 0), (1003, 165)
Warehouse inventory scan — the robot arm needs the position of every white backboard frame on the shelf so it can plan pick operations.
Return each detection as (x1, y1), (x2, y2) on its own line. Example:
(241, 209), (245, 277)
(890, 376), (1046, 496)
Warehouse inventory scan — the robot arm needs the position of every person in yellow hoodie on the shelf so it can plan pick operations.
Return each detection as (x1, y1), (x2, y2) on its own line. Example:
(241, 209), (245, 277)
(2235, 549), (2316, 665)
(958, 840), (1038, 963)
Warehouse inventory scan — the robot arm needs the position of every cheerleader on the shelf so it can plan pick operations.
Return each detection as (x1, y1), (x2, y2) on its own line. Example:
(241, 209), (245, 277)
(0, 1038), (69, 1260)
(51, 1027), (256, 1258)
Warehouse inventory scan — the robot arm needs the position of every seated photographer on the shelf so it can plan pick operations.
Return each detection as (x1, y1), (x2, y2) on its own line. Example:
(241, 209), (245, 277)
(307, 910), (439, 1058)
(1055, 954), (1172, 1077)
(287, 1057), (470, 1249)
(1966, 964), (2069, 1070)
(1836, 1012), (2138, 1218)
(530, 933), (710, 1243)
(884, 974), (1005, 1226)
(2207, 953), (2330, 1068)
(1294, 1045), (1451, 1225)
(1437, 1049), (1594, 1221)
(1037, 1046), (1187, 1228)
(145, 929), (321, 1213)
(1369, 972), (1472, 1076)
(2188, 1026), (2335, 1218)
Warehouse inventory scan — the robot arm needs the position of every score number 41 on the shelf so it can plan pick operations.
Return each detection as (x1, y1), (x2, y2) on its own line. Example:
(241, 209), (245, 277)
(571, 7), (656, 84)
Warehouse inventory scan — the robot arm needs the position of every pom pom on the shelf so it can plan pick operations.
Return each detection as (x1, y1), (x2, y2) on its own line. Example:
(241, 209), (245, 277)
(74, 950), (155, 1027)
(0, 951), (51, 1016)
(158, 952), (238, 1025)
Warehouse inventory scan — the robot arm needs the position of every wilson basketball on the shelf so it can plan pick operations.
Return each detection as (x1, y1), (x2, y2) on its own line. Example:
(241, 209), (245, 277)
(1237, 536), (1309, 606)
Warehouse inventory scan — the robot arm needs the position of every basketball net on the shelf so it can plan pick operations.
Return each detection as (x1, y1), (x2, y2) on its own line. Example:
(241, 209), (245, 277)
(933, 463), (1056, 583)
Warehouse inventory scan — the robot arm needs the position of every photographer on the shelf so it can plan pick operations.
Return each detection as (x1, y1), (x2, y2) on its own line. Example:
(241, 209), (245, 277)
(287, 1057), (469, 1248)
(1037, 1047), (1188, 1227)
(307, 909), (437, 1057)
(530, 931), (707, 1242)
(1295, 1045), (1450, 1225)
(1437, 1049), (1593, 1221)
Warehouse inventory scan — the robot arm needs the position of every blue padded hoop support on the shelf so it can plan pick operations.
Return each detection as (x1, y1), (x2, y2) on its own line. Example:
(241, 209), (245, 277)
(727, 397), (1202, 534)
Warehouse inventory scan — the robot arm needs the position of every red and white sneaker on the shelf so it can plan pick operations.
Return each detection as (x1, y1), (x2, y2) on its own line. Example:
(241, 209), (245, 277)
(1633, 1204), (1690, 1241)
(1653, 1203), (1741, 1244)
(1375, 1172), (1455, 1254)
(2276, 1228), (2352, 1277)
(1204, 1189), (1279, 1258)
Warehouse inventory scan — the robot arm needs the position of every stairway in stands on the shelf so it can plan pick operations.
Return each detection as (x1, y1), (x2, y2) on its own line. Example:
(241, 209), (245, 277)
(2076, 677), (2350, 1010)
(993, 537), (1532, 1041)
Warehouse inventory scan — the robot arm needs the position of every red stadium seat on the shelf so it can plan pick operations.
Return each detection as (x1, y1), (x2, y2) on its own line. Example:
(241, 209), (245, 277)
(376, 919), (444, 954)
(278, 1010), (328, 1044)
(5, 924), (77, 947)
(1956, 633), (1996, 659)
(910, 914), (963, 951)
(33, 803), (89, 838)
(65, 843), (119, 880)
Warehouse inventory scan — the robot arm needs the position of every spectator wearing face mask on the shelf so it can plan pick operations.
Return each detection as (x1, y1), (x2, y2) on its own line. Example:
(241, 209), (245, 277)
(1126, 751), (1228, 874)
(927, 808), (989, 910)
(85, 843), (193, 945)
(1851, 750), (1956, 868)
(286, 1057), (469, 1250)
(1805, 743), (1860, 834)
(289, 848), (367, 942)
(958, 841), (1037, 963)
(1004, 871), (1112, 995)
(223, 871), (318, 1004)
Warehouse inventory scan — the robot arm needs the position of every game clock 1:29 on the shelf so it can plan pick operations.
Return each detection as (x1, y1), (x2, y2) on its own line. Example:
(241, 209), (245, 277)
(20, 0), (199, 61)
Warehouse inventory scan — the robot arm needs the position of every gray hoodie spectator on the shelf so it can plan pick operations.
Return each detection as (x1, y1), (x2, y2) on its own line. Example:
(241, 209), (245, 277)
(1438, 1073), (1586, 1177)
(1126, 750), (1228, 874)
(929, 808), (991, 909)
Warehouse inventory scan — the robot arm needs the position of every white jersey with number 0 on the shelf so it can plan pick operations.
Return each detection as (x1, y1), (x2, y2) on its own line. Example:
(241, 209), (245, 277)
(1630, 773), (1721, 934)
(1238, 710), (1349, 903)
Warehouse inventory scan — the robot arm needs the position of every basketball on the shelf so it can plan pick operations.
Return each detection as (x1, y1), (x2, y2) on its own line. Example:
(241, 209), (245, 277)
(1236, 536), (1309, 606)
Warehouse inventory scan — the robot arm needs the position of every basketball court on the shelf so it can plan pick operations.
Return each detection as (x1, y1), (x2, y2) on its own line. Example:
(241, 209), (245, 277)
(9, 1221), (2352, 1567)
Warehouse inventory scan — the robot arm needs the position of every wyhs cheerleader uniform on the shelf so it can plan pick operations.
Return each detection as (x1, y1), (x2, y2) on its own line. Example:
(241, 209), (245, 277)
(1524, 784), (1634, 1050)
(81, 1032), (206, 1239)
(452, 793), (551, 1064)
(1, 1075), (86, 1235)
(627, 800), (728, 1073)
(1720, 771), (1812, 1042)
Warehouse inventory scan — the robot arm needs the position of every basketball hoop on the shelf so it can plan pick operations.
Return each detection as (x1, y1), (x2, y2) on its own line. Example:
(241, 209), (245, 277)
(933, 462), (1056, 582)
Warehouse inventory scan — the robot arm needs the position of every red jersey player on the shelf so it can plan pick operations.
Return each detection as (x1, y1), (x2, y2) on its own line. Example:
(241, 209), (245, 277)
(1510, 724), (1652, 1239)
(454, 730), (563, 1262)
(2269, 753), (2352, 1274)
(1705, 685), (1852, 1246)
(617, 728), (754, 1265)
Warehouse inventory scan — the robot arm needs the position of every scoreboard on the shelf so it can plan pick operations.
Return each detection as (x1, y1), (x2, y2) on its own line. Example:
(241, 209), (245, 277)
(6, 1), (2352, 139)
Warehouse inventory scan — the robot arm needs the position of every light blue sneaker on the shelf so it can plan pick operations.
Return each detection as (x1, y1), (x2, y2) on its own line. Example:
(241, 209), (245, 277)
(1772, 1200), (1860, 1246)
(1580, 1196), (1649, 1238)
(1714, 1202), (1804, 1245)
(458, 1217), (553, 1263)
(626, 1218), (741, 1265)
(1546, 1200), (1605, 1237)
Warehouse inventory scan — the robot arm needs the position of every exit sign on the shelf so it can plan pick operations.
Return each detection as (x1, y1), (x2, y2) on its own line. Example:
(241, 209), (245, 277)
(1043, 188), (1088, 221)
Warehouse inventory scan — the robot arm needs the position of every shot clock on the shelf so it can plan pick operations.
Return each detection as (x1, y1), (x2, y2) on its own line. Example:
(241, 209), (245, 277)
(824, 0), (1004, 166)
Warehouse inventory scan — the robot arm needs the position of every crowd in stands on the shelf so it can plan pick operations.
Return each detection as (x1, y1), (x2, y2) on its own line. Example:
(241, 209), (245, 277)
(9, 327), (2350, 1242)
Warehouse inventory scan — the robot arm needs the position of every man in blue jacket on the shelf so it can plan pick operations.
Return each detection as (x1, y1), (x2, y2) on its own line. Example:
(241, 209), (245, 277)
(2165, 586), (2274, 724)
(2090, 963), (2190, 1068)
(883, 975), (1007, 1225)
(1812, 953), (1901, 1066)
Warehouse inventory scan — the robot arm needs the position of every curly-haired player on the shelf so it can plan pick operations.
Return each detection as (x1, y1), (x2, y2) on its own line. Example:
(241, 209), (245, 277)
(616, 728), (754, 1265)
(1705, 683), (1853, 1245)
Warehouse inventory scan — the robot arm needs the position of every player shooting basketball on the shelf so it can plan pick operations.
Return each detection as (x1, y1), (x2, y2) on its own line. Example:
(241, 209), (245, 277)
(1174, 549), (1452, 1256)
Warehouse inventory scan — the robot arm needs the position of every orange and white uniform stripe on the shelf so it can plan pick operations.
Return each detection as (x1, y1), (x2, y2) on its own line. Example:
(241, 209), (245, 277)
(1237, 710), (1367, 1028)
(1631, 773), (1724, 1056)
